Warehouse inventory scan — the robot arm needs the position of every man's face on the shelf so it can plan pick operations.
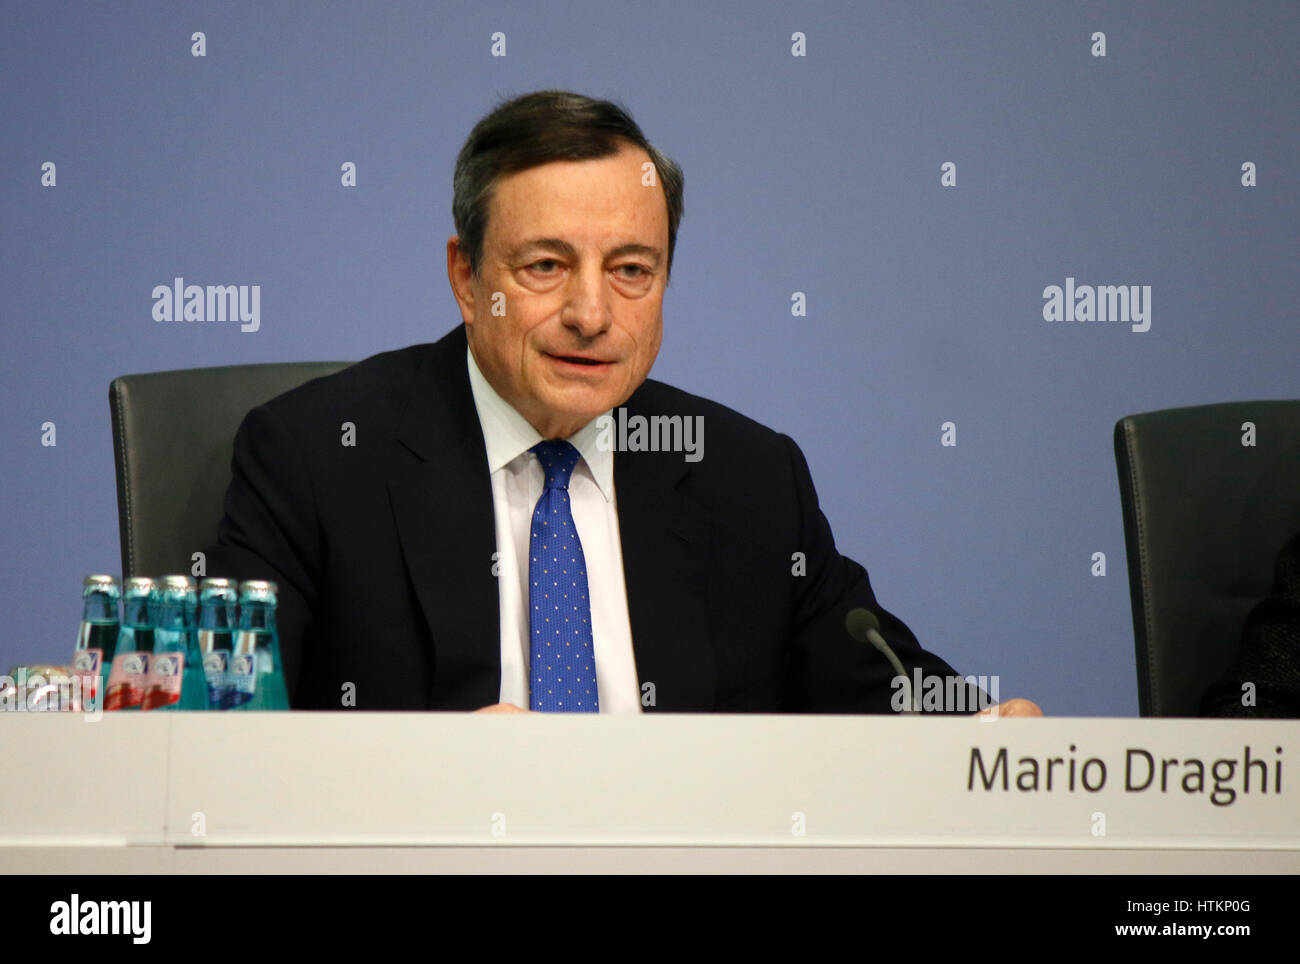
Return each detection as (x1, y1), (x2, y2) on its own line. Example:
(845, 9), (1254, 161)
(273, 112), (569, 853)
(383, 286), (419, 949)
(448, 140), (668, 439)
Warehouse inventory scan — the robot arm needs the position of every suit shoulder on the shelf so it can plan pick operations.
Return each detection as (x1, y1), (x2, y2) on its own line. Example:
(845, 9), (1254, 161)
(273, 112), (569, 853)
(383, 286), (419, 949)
(259, 343), (434, 424)
(630, 377), (792, 461)
(624, 379), (817, 528)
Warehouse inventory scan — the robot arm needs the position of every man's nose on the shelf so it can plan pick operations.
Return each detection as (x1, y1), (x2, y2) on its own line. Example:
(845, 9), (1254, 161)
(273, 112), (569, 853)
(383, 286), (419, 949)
(560, 263), (612, 338)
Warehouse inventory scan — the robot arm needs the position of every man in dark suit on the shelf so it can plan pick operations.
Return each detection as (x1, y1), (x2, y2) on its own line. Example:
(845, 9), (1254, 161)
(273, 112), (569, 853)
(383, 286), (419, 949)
(204, 90), (1039, 717)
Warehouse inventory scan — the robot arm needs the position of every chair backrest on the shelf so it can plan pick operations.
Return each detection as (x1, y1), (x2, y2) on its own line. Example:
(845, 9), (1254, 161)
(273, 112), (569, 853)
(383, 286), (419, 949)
(1114, 400), (1300, 716)
(110, 361), (352, 580)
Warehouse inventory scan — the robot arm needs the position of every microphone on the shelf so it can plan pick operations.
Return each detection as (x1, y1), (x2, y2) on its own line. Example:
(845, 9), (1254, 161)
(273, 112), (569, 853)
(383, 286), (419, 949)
(845, 607), (919, 713)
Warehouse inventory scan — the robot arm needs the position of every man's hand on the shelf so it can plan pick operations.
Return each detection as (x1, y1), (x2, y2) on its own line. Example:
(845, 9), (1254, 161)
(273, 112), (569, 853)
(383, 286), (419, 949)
(473, 703), (530, 713)
(974, 698), (1042, 719)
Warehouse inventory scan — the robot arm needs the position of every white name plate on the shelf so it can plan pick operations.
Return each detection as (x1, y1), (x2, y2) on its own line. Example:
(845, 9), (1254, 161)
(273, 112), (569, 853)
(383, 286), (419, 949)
(1, 713), (1295, 849)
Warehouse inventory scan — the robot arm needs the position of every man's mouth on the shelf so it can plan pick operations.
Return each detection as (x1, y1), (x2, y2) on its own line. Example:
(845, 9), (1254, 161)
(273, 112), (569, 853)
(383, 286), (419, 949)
(546, 353), (612, 367)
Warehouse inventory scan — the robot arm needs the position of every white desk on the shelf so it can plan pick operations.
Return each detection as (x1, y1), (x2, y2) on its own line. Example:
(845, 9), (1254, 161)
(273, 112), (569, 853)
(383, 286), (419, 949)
(1, 713), (1296, 872)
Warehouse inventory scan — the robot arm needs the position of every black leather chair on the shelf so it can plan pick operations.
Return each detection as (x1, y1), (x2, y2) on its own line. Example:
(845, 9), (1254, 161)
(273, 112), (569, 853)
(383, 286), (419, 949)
(110, 362), (351, 580)
(1114, 400), (1300, 716)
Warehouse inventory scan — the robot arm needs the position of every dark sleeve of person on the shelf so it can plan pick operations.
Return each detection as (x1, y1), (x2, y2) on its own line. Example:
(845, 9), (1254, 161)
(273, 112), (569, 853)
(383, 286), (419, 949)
(778, 434), (987, 714)
(1201, 530), (1300, 718)
(198, 403), (320, 704)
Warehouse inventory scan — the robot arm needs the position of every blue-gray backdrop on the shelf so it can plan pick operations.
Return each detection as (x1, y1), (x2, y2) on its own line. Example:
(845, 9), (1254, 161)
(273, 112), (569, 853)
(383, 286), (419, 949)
(2, 0), (1296, 715)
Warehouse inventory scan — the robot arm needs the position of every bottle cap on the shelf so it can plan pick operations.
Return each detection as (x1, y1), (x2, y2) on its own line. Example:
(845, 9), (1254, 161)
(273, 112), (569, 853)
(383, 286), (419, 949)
(238, 579), (278, 601)
(159, 575), (198, 594)
(199, 577), (239, 601)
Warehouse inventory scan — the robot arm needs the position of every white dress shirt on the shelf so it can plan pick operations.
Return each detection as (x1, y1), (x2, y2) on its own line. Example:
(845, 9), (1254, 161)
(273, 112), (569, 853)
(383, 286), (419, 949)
(465, 347), (643, 713)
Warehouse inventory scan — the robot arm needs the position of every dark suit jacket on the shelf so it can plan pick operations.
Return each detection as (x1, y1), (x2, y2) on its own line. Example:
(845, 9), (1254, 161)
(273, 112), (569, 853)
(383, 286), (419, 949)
(202, 324), (970, 712)
(1201, 529), (1300, 718)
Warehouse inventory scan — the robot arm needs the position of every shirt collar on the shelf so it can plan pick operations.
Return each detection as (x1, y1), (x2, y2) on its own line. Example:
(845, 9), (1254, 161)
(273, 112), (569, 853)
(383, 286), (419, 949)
(466, 344), (614, 502)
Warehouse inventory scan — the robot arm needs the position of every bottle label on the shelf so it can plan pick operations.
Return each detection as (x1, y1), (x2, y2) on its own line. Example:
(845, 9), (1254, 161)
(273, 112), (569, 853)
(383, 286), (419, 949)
(142, 653), (184, 710)
(72, 650), (101, 674)
(227, 652), (257, 708)
(202, 651), (229, 708)
(105, 652), (148, 710)
(71, 649), (102, 710)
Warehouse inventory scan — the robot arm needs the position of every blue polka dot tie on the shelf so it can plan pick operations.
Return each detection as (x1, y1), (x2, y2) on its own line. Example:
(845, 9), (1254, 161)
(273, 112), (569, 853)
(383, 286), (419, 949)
(529, 440), (599, 712)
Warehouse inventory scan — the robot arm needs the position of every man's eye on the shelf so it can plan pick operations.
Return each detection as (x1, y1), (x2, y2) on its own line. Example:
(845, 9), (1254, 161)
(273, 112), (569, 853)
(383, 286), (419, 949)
(616, 264), (648, 279)
(530, 259), (560, 273)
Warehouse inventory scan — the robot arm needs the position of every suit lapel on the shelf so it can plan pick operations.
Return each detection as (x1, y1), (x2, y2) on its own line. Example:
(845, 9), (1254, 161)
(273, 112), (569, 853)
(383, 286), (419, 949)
(388, 327), (501, 709)
(614, 394), (716, 712)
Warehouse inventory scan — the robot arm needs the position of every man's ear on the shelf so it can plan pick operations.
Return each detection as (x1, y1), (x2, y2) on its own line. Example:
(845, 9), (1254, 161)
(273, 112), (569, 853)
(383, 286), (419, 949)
(446, 236), (476, 324)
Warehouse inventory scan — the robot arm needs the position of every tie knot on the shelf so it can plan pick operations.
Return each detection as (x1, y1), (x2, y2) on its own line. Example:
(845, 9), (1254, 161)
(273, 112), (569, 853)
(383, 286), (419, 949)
(531, 439), (581, 490)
